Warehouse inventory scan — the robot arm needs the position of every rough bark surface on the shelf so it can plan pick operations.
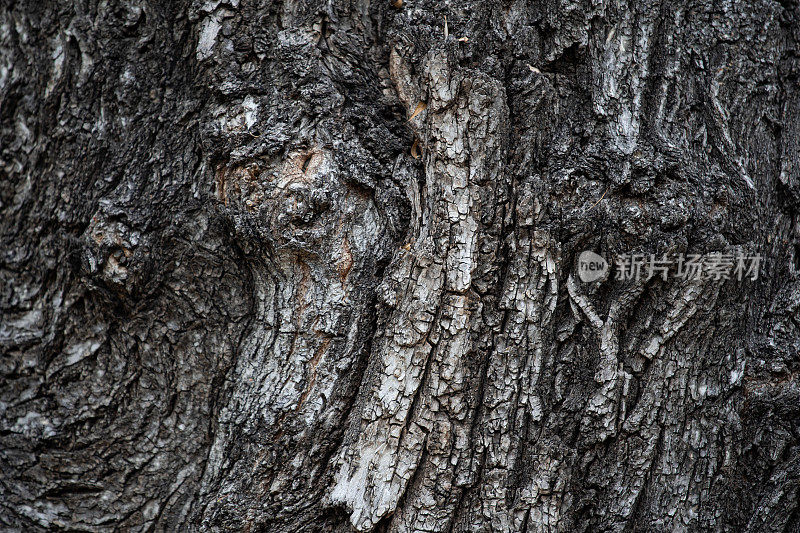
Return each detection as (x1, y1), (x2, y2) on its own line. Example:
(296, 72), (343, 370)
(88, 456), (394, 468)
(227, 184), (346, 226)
(2, 0), (800, 531)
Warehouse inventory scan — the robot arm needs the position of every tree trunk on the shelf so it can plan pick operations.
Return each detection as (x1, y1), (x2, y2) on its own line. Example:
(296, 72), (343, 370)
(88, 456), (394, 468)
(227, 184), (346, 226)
(2, 0), (799, 531)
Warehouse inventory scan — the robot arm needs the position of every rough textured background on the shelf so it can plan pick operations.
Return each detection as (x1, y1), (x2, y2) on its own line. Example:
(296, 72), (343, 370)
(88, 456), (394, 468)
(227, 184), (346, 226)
(1, 0), (800, 531)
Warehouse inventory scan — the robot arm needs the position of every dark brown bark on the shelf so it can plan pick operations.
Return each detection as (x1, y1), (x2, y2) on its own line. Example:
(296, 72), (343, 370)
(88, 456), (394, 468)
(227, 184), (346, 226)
(1, 0), (799, 531)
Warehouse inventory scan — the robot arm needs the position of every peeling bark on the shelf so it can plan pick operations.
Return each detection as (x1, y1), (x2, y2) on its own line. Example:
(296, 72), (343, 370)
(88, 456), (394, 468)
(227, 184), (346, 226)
(2, 0), (800, 531)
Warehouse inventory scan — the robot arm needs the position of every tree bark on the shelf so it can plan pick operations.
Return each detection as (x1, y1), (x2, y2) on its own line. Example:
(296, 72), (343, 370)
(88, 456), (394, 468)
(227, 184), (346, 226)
(2, 0), (800, 531)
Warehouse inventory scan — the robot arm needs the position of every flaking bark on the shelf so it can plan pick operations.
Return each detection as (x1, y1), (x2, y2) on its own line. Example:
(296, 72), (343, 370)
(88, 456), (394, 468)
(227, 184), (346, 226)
(1, 0), (800, 531)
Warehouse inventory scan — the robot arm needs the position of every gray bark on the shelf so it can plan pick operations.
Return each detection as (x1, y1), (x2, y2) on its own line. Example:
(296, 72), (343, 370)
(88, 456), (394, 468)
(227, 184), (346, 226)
(2, 0), (800, 531)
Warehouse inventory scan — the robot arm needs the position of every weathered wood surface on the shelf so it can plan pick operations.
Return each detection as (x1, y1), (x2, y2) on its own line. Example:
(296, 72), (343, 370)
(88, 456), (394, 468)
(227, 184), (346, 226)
(1, 0), (799, 531)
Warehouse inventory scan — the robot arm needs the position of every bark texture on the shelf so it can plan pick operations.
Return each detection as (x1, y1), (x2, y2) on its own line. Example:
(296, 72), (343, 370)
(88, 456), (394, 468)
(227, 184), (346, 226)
(2, 0), (800, 531)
